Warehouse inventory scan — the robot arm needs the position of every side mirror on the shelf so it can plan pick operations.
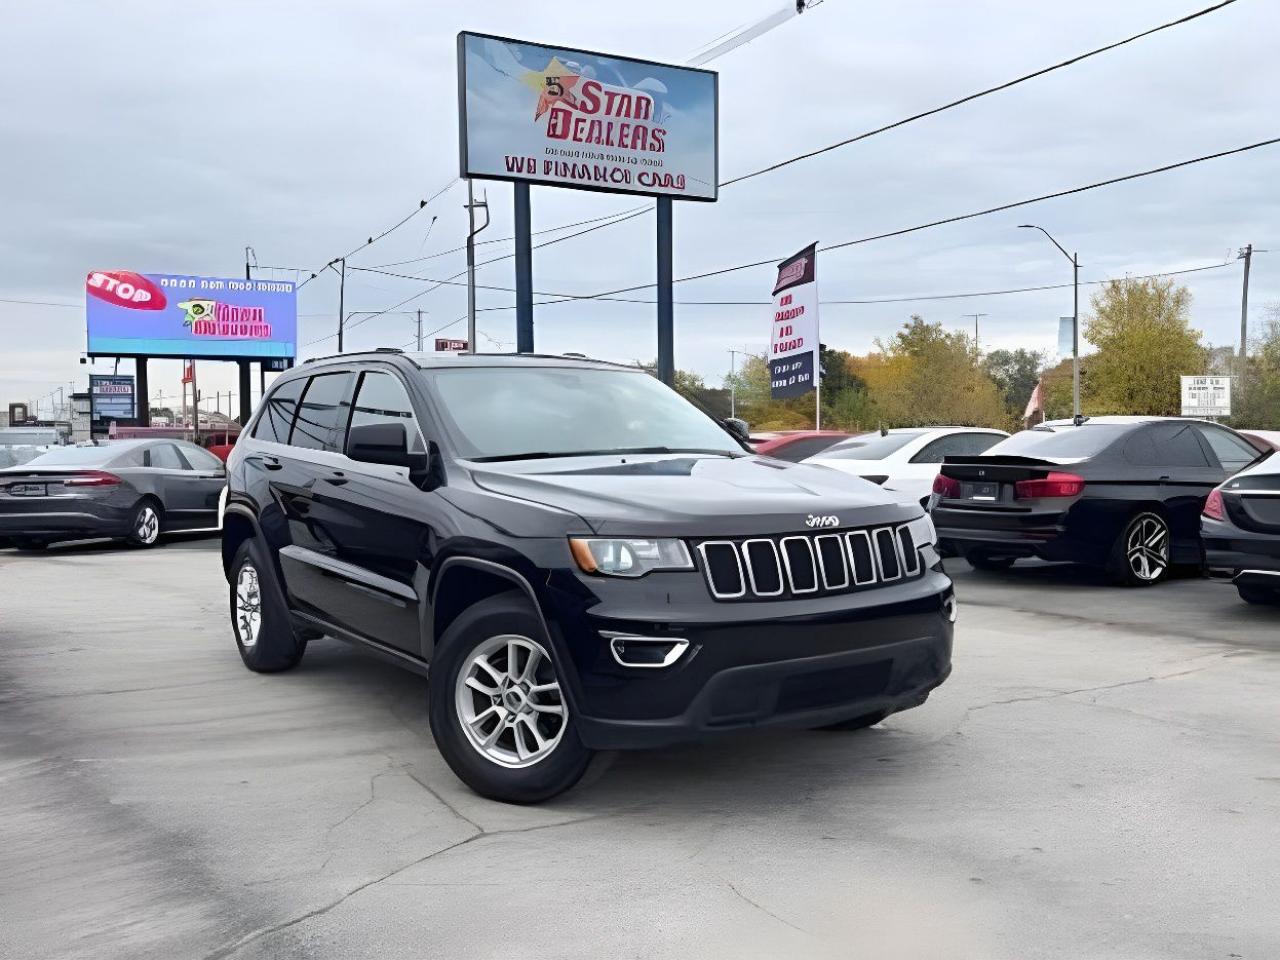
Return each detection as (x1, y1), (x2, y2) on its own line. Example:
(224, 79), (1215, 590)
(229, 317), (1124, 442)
(347, 421), (436, 487)
(723, 417), (750, 443)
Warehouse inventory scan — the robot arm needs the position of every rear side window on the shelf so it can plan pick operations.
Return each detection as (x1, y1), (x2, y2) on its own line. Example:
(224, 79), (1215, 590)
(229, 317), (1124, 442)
(253, 378), (305, 443)
(347, 371), (426, 454)
(290, 373), (353, 451)
(181, 445), (224, 470)
(147, 443), (190, 470)
(1143, 423), (1209, 467)
(1196, 426), (1258, 472)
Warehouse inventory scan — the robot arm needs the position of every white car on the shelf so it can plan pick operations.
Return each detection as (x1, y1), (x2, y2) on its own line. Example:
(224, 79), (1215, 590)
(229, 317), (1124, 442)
(804, 426), (1009, 505)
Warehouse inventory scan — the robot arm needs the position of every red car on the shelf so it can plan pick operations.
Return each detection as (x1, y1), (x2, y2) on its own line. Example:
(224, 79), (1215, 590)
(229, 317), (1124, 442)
(750, 430), (851, 462)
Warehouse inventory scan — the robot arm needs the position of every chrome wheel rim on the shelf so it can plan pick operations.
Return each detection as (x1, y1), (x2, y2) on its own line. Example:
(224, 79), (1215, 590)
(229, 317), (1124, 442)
(1126, 514), (1169, 581)
(136, 506), (159, 544)
(235, 564), (262, 648)
(455, 634), (566, 769)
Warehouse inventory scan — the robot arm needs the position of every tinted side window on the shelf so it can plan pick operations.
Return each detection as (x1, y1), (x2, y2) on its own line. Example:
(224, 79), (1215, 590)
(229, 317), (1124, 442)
(347, 371), (425, 454)
(147, 443), (190, 470)
(1146, 424), (1210, 467)
(182, 445), (224, 471)
(290, 373), (353, 451)
(253, 378), (305, 443)
(1196, 426), (1258, 472)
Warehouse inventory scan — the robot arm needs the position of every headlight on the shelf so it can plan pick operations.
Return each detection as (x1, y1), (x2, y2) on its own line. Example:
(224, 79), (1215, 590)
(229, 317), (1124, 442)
(569, 537), (693, 577)
(905, 513), (937, 548)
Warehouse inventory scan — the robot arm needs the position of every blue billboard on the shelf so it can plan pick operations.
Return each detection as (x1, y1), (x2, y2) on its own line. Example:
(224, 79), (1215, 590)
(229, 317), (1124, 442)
(85, 270), (297, 360)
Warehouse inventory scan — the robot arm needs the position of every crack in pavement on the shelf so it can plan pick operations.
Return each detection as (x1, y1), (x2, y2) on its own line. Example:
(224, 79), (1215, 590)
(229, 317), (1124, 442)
(727, 882), (813, 936)
(203, 797), (603, 960)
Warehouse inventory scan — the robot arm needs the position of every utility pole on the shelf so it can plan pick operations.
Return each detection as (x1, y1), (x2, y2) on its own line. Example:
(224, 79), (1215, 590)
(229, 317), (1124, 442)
(727, 349), (745, 419)
(416, 309), (424, 351)
(1238, 244), (1253, 361)
(961, 313), (989, 351)
(244, 245), (256, 281)
(1020, 225), (1081, 423)
(464, 180), (490, 353)
(327, 257), (347, 352)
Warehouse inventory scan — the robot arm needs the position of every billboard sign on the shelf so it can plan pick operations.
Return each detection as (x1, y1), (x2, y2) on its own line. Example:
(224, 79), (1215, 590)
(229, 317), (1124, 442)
(86, 271), (297, 360)
(89, 374), (135, 424)
(1181, 375), (1231, 417)
(457, 32), (718, 201)
(769, 244), (819, 400)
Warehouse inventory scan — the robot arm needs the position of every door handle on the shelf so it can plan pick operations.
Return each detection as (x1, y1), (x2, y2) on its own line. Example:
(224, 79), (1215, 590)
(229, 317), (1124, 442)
(252, 455), (283, 471)
(1158, 475), (1170, 481)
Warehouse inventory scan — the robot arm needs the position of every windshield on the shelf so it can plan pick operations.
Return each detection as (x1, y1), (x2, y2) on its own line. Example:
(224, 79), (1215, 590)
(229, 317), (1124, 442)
(818, 431), (925, 460)
(988, 424), (1133, 458)
(427, 366), (743, 461)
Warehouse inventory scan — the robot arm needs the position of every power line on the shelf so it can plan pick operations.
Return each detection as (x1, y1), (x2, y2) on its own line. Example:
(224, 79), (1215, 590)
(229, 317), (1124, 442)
(295, 178), (458, 290)
(721, 0), (1241, 187)
(332, 0), (1242, 316)
(538, 135), (1280, 304)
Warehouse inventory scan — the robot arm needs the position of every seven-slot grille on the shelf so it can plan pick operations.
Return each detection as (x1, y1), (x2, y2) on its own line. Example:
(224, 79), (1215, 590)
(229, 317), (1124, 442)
(695, 525), (923, 601)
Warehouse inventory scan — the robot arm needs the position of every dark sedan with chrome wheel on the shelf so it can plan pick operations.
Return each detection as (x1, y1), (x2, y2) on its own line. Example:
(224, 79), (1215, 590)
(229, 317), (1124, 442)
(0, 440), (226, 550)
(1202, 452), (1280, 604)
(929, 416), (1261, 586)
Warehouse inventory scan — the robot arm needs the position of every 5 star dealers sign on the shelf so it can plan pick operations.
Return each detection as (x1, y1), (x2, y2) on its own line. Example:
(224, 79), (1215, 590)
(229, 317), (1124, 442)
(457, 32), (718, 201)
(769, 244), (820, 400)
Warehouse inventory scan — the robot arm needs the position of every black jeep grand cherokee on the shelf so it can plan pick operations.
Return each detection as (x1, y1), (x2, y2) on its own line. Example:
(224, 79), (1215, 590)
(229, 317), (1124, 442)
(222, 351), (955, 803)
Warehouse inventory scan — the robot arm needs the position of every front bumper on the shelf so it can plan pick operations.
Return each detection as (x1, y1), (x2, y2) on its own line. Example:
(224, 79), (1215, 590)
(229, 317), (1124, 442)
(549, 567), (954, 750)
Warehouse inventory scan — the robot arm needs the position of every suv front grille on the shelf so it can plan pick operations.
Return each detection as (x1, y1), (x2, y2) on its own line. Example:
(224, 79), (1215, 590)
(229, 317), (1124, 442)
(695, 525), (923, 601)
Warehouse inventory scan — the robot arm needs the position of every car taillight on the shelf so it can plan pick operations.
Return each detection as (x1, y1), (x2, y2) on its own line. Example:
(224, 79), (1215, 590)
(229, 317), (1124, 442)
(1014, 472), (1085, 499)
(63, 471), (122, 487)
(1203, 488), (1225, 521)
(933, 473), (961, 498)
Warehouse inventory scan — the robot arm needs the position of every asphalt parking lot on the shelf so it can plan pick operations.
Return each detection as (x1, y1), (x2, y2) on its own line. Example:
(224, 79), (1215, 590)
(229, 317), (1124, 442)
(2, 537), (1278, 960)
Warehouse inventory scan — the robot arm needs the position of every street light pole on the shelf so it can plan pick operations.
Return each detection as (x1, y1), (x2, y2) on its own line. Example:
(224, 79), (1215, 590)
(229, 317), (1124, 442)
(1020, 224), (1081, 423)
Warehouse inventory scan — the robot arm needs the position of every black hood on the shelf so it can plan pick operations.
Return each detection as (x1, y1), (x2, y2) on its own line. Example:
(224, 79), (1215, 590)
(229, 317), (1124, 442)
(468, 454), (919, 537)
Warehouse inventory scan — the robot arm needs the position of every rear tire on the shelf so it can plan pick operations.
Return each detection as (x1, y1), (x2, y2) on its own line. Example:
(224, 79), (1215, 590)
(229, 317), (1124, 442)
(814, 710), (887, 732)
(1107, 511), (1170, 586)
(967, 552), (1016, 572)
(126, 500), (162, 548)
(229, 539), (306, 672)
(428, 593), (593, 804)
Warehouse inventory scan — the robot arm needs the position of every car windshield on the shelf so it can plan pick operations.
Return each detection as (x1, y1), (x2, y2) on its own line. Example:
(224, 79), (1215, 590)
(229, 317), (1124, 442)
(987, 424), (1134, 458)
(426, 366), (743, 461)
(817, 431), (925, 460)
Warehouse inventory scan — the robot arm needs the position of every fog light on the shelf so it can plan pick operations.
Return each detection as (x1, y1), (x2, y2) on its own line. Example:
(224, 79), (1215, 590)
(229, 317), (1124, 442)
(602, 633), (690, 669)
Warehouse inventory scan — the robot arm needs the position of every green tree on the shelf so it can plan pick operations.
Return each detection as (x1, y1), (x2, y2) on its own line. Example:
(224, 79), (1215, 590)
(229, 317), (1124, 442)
(983, 348), (1044, 418)
(1082, 278), (1206, 416)
(854, 316), (1009, 428)
(1227, 305), (1280, 428)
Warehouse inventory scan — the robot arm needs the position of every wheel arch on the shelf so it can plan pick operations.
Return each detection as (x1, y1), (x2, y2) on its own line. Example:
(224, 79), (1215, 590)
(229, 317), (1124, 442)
(430, 557), (555, 659)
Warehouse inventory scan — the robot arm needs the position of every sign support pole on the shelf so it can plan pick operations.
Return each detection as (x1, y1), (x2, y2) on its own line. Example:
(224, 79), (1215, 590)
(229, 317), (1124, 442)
(135, 357), (150, 428)
(656, 197), (674, 386)
(238, 360), (251, 425)
(514, 182), (534, 353)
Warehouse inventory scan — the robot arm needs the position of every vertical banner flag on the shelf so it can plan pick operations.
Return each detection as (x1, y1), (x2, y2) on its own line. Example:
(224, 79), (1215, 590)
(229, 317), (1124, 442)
(1057, 316), (1074, 360)
(769, 243), (819, 400)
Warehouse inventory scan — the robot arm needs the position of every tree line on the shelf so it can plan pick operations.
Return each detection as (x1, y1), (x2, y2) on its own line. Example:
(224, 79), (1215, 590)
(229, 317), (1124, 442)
(677, 277), (1280, 433)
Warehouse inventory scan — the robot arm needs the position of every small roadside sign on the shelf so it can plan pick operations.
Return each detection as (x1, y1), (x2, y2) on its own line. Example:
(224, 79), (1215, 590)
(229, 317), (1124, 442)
(435, 338), (469, 352)
(1181, 375), (1231, 417)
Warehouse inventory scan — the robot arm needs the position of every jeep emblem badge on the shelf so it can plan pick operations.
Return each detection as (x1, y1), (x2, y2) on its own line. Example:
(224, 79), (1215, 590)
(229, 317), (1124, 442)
(805, 515), (839, 528)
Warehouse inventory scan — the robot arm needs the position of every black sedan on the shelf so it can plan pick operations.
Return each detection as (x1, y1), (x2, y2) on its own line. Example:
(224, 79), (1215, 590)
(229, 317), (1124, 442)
(929, 416), (1261, 585)
(1202, 452), (1280, 604)
(0, 439), (226, 550)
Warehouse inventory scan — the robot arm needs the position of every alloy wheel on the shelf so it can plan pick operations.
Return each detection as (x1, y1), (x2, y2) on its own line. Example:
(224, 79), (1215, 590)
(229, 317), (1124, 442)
(136, 506), (160, 545)
(454, 634), (567, 769)
(235, 563), (262, 647)
(1126, 514), (1169, 582)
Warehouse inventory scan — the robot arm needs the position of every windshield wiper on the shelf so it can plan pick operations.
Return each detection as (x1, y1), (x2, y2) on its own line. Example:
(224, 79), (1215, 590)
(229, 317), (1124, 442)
(470, 446), (741, 463)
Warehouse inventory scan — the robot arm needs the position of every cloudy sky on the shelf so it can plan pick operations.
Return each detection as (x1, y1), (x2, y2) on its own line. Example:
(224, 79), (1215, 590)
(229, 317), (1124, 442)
(2, 0), (1276, 416)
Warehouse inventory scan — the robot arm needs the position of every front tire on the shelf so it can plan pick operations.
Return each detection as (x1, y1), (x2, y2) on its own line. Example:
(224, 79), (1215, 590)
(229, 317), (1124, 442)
(1107, 511), (1171, 586)
(967, 552), (1016, 572)
(126, 500), (162, 548)
(428, 593), (593, 804)
(1237, 583), (1280, 606)
(229, 540), (306, 672)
